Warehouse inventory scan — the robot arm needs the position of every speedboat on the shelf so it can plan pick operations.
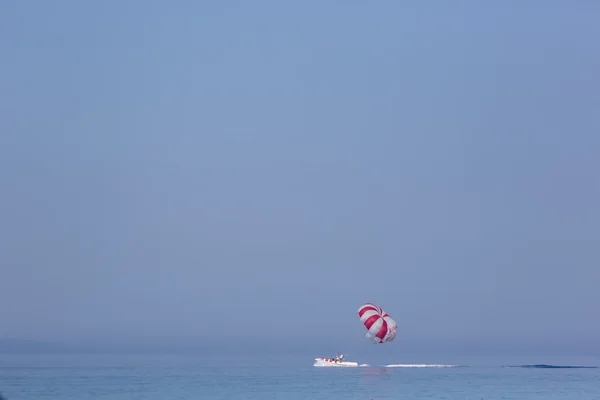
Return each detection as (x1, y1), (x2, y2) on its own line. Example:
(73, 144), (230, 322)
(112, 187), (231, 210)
(314, 354), (358, 367)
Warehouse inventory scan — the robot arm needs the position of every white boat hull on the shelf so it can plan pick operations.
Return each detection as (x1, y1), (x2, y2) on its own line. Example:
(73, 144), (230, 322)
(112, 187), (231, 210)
(314, 357), (359, 367)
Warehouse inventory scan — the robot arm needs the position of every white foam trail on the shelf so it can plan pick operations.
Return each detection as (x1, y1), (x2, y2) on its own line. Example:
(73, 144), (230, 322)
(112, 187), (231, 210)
(359, 364), (370, 367)
(383, 364), (457, 368)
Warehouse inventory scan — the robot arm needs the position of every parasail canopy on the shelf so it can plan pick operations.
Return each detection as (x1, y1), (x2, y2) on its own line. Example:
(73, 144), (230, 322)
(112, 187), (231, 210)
(357, 303), (397, 344)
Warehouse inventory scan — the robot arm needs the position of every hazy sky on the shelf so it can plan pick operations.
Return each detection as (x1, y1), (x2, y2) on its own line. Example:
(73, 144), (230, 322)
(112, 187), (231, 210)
(1, 1), (599, 356)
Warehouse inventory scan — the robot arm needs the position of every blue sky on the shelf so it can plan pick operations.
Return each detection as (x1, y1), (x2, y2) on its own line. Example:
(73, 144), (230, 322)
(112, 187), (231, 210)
(1, 1), (599, 356)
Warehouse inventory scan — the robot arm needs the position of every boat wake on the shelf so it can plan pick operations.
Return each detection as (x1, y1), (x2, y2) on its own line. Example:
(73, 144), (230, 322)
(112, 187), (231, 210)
(383, 364), (458, 368)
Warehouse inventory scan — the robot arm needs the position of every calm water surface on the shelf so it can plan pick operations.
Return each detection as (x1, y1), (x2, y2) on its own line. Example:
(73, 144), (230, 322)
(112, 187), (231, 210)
(1, 354), (599, 399)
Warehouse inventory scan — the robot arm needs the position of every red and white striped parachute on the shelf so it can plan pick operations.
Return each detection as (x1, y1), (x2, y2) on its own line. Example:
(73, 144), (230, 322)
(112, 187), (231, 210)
(358, 303), (398, 344)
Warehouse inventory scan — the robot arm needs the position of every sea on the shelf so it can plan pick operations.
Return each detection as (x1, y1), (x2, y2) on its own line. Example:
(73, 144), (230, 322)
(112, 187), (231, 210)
(1, 353), (599, 399)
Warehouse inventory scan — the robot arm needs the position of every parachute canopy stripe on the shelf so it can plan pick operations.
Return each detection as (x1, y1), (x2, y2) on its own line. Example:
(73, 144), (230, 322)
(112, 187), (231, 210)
(358, 303), (382, 317)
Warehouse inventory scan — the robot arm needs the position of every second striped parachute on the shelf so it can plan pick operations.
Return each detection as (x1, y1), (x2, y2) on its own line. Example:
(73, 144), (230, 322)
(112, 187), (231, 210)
(357, 303), (397, 344)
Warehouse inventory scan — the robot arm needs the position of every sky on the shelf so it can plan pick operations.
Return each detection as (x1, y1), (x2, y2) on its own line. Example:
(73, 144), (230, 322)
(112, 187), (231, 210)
(1, 1), (599, 358)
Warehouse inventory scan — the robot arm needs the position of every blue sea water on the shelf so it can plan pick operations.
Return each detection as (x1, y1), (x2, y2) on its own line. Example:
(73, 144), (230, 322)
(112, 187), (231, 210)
(1, 353), (599, 399)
